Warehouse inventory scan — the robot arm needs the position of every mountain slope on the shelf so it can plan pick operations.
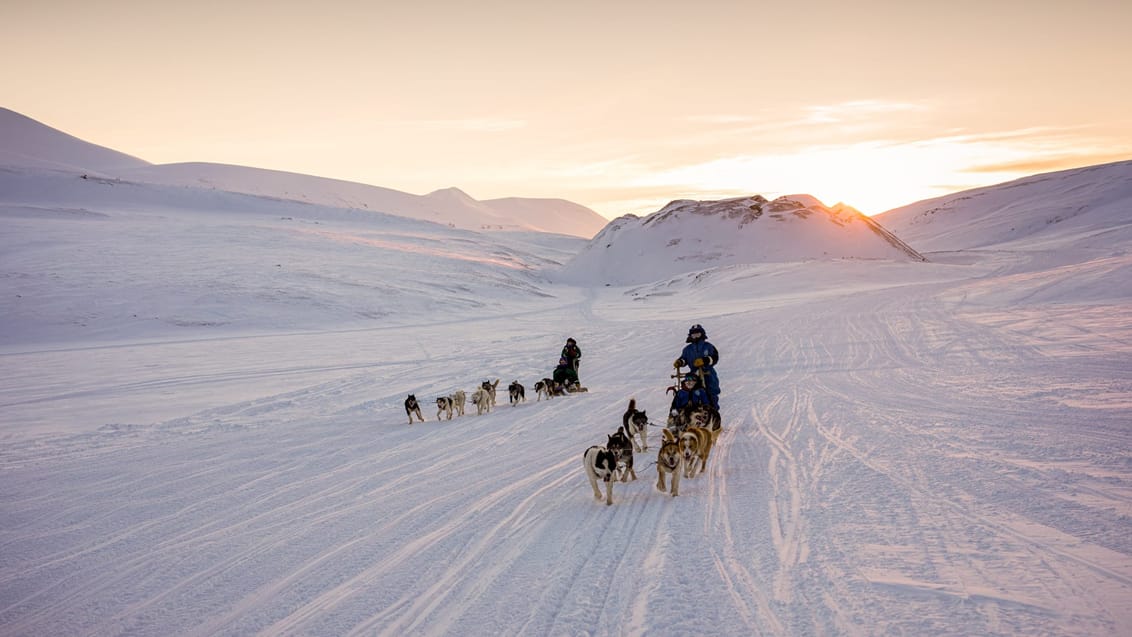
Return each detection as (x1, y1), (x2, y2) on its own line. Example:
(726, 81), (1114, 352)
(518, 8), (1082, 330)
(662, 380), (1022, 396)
(0, 107), (150, 174)
(876, 159), (1132, 253)
(0, 108), (607, 237)
(558, 194), (926, 285)
(482, 196), (610, 237)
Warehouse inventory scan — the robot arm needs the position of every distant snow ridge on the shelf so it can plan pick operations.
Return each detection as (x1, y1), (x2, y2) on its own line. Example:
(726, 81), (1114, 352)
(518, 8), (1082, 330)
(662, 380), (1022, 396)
(0, 108), (609, 238)
(559, 194), (925, 285)
(876, 159), (1132, 253)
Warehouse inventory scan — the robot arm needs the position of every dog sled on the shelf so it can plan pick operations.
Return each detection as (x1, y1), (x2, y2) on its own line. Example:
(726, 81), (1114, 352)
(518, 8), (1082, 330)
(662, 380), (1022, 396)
(666, 363), (720, 434)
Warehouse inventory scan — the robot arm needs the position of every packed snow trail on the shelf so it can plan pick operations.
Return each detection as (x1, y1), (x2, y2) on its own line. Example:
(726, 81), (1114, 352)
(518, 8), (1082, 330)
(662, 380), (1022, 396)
(2, 263), (1131, 636)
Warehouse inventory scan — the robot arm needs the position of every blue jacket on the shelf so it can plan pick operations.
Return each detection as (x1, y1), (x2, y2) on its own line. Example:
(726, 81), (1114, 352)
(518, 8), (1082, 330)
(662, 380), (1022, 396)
(681, 340), (719, 370)
(680, 339), (720, 407)
(671, 387), (711, 411)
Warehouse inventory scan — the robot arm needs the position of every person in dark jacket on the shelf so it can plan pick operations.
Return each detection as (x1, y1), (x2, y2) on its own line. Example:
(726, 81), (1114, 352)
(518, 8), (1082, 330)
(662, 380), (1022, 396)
(552, 357), (580, 393)
(560, 337), (581, 372)
(674, 323), (720, 408)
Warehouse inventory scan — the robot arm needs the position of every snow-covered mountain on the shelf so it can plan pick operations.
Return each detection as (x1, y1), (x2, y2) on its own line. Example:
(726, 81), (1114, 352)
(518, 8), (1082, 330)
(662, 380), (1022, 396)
(0, 107), (609, 237)
(0, 107), (150, 173)
(876, 159), (1132, 253)
(559, 194), (925, 285)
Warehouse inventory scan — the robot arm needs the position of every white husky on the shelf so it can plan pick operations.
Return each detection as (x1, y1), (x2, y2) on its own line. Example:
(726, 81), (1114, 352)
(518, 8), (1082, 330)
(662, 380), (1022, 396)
(471, 387), (492, 415)
(451, 389), (466, 416)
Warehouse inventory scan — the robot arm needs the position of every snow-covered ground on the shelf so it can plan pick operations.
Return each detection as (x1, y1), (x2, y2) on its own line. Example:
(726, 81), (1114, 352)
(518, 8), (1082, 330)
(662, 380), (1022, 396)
(2, 157), (1131, 636)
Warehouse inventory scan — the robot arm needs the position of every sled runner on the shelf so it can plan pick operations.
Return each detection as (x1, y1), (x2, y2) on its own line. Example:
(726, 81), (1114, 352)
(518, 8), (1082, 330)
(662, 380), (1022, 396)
(553, 381), (588, 396)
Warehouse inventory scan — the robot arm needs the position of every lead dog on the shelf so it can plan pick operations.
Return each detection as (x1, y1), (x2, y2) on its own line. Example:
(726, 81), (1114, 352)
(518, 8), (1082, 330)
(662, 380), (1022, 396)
(508, 380), (526, 405)
(606, 426), (637, 482)
(656, 435), (683, 496)
(622, 398), (649, 451)
(471, 386), (492, 415)
(405, 394), (424, 424)
(583, 441), (620, 506)
(533, 378), (554, 401)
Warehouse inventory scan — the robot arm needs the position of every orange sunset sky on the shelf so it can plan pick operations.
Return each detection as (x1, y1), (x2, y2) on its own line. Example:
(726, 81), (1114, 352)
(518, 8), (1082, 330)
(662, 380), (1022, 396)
(4, 0), (1131, 218)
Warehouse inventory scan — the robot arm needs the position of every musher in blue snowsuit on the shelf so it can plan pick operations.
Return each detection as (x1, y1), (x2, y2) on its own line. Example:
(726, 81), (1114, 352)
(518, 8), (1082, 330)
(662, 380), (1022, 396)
(674, 323), (720, 408)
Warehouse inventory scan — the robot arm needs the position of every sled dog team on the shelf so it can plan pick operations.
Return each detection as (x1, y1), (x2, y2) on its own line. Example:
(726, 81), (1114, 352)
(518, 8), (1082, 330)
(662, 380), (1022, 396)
(403, 326), (720, 504)
(403, 379), (513, 424)
(404, 372), (593, 425)
(584, 398), (722, 505)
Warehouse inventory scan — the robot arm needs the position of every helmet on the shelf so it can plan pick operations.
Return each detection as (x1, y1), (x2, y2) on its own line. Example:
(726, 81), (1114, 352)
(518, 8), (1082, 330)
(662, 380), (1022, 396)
(566, 337), (576, 345)
(687, 323), (706, 342)
(683, 373), (698, 385)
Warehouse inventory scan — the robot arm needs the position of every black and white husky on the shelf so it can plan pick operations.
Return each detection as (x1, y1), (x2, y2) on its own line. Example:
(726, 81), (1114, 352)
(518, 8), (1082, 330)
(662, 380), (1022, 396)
(622, 398), (649, 451)
(583, 440), (621, 506)
(533, 378), (554, 401)
(508, 380), (525, 405)
(606, 426), (637, 482)
(405, 394), (424, 424)
(436, 395), (455, 420)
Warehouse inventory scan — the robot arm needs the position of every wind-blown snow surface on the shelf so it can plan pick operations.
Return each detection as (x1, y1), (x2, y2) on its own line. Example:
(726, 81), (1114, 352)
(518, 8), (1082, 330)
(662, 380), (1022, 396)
(2, 163), (1132, 636)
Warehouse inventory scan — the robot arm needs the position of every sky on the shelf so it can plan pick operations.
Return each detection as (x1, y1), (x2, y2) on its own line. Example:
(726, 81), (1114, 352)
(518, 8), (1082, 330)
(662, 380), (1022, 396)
(2, 152), (1131, 635)
(4, 0), (1132, 218)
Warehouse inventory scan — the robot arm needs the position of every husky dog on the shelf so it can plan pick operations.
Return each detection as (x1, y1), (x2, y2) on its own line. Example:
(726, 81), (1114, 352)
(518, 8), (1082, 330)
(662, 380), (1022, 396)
(436, 395), (455, 420)
(405, 394), (424, 424)
(583, 442), (620, 506)
(686, 403), (721, 436)
(679, 426), (715, 478)
(606, 426), (637, 482)
(451, 390), (466, 416)
(481, 379), (500, 409)
(665, 409), (687, 433)
(471, 387), (492, 415)
(533, 378), (554, 401)
(668, 401), (720, 434)
(622, 398), (649, 451)
(508, 380), (525, 405)
(656, 436), (684, 496)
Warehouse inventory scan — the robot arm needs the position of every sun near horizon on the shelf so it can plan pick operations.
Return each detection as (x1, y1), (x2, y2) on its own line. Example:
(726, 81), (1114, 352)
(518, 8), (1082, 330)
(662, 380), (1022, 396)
(2, 1), (1131, 220)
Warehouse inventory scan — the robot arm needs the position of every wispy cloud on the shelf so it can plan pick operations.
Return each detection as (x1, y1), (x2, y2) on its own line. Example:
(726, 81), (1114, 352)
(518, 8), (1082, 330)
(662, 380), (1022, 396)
(804, 100), (927, 124)
(389, 118), (528, 132)
(967, 154), (1132, 174)
(608, 125), (1131, 215)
